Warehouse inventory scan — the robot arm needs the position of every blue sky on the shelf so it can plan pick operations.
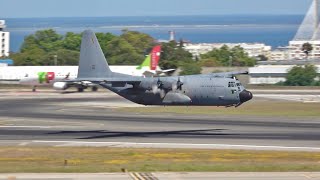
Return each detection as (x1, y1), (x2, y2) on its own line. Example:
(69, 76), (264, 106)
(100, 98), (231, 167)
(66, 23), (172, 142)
(0, 0), (313, 18)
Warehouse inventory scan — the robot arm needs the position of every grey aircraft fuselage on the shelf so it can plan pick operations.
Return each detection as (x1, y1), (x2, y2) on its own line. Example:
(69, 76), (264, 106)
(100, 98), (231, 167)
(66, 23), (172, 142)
(98, 74), (252, 106)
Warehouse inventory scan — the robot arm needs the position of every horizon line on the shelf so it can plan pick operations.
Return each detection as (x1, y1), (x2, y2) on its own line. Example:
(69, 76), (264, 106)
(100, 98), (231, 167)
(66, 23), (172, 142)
(1, 14), (306, 19)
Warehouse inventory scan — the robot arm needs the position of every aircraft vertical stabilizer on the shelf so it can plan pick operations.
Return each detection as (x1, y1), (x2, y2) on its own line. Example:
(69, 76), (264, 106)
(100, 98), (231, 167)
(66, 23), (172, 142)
(137, 45), (161, 70)
(150, 45), (161, 70)
(77, 30), (113, 79)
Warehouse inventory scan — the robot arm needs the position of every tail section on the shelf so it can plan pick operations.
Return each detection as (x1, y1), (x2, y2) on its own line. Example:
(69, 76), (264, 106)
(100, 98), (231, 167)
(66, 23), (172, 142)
(137, 45), (161, 71)
(77, 30), (113, 79)
(150, 45), (161, 70)
(136, 54), (151, 70)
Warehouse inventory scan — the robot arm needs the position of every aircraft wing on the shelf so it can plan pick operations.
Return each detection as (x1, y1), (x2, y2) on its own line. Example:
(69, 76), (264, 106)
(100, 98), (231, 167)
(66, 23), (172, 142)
(156, 69), (176, 74)
(65, 77), (142, 87)
(143, 71), (156, 77)
(142, 68), (176, 77)
(210, 71), (248, 78)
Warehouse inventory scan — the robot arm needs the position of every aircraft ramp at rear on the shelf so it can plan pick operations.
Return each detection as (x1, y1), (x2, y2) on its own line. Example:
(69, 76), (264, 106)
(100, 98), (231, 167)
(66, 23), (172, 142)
(0, 90), (319, 151)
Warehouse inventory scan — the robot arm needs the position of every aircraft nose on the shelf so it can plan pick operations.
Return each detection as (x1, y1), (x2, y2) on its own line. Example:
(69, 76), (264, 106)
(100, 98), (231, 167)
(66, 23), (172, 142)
(239, 90), (253, 103)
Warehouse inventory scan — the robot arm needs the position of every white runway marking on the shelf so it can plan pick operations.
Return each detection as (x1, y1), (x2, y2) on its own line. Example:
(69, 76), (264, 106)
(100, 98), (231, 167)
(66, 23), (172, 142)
(32, 140), (320, 152)
(19, 142), (29, 146)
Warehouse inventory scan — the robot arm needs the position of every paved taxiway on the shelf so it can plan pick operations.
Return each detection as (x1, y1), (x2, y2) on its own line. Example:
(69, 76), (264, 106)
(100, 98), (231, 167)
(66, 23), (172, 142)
(0, 90), (319, 151)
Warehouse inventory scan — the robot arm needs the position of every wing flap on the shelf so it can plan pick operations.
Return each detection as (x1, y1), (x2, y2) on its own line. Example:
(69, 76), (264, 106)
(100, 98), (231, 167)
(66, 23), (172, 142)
(211, 71), (249, 78)
(61, 77), (141, 88)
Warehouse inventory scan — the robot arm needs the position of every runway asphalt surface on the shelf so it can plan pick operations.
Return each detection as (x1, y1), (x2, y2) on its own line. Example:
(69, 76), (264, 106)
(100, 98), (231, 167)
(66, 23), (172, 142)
(0, 89), (319, 151)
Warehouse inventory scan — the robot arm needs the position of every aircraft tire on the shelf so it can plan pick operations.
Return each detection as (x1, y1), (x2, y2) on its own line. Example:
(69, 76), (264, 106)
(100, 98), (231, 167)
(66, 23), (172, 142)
(92, 86), (98, 92)
(78, 88), (84, 92)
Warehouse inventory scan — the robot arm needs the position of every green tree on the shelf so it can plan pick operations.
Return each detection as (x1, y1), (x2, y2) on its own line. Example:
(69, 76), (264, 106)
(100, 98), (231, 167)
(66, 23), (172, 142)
(257, 55), (268, 61)
(120, 31), (155, 55)
(201, 45), (256, 67)
(105, 37), (143, 65)
(96, 32), (116, 56)
(179, 62), (202, 75)
(10, 47), (47, 65)
(12, 29), (118, 66)
(62, 32), (82, 51)
(46, 49), (80, 65)
(302, 43), (313, 59)
(199, 58), (219, 67)
(284, 65), (318, 86)
(21, 29), (63, 53)
(159, 41), (193, 69)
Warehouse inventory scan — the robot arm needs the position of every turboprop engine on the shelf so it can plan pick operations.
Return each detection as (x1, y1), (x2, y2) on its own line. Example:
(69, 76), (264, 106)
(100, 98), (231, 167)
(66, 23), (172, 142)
(53, 82), (68, 90)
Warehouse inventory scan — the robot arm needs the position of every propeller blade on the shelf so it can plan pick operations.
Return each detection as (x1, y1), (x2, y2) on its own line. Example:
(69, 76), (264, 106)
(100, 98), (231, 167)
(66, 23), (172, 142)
(176, 77), (183, 90)
(172, 83), (178, 91)
(152, 85), (159, 94)
(160, 89), (166, 98)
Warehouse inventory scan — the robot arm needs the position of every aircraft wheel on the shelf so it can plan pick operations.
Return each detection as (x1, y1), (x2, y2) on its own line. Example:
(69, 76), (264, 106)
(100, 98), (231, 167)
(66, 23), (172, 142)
(78, 87), (84, 92)
(91, 86), (98, 92)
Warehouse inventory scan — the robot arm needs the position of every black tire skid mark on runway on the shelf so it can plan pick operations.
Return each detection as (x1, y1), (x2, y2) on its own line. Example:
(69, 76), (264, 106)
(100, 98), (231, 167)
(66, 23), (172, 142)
(0, 129), (319, 141)
(1, 111), (320, 129)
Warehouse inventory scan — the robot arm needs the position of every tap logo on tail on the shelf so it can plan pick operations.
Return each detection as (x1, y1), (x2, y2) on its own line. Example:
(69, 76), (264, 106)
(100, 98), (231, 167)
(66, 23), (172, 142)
(37, 72), (55, 83)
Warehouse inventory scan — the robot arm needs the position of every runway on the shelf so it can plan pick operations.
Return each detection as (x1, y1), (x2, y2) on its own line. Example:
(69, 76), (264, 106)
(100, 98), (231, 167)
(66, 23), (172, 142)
(0, 90), (320, 151)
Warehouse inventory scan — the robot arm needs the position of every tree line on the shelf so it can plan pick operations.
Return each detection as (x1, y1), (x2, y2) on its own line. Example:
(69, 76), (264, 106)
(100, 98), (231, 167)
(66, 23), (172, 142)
(7, 29), (256, 75)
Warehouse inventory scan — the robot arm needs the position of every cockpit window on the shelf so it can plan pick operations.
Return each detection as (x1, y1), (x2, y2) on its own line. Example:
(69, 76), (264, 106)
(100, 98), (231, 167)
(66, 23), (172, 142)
(228, 82), (236, 87)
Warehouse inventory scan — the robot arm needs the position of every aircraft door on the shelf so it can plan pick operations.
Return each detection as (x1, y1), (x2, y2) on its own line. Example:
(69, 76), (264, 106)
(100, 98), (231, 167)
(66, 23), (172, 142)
(214, 86), (225, 100)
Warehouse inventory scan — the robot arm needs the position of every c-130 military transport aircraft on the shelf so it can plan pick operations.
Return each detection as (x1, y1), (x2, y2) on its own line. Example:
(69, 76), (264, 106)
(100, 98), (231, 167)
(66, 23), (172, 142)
(67, 30), (252, 106)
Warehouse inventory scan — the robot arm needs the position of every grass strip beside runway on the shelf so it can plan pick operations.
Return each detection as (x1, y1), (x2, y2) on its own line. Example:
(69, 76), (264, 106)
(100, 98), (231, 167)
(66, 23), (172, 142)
(0, 147), (320, 172)
(123, 101), (320, 117)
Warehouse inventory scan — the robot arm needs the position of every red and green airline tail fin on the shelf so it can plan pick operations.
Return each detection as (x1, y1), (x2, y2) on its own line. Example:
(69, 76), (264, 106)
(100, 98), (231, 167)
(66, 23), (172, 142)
(137, 45), (161, 70)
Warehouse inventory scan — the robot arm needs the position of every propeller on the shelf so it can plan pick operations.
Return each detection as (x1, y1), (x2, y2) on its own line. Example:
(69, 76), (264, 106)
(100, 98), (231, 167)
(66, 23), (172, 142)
(152, 77), (184, 98)
(172, 77), (183, 91)
(152, 78), (166, 98)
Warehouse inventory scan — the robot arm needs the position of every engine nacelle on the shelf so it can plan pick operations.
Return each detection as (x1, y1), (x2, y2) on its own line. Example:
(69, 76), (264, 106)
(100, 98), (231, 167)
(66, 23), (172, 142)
(53, 82), (68, 90)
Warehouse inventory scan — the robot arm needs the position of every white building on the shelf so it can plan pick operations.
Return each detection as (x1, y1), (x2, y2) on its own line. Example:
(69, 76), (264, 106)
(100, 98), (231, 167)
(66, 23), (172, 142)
(183, 43), (214, 58)
(238, 43), (271, 58)
(270, 47), (291, 61)
(184, 43), (271, 59)
(249, 65), (320, 84)
(289, 40), (320, 60)
(0, 20), (10, 57)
